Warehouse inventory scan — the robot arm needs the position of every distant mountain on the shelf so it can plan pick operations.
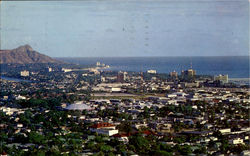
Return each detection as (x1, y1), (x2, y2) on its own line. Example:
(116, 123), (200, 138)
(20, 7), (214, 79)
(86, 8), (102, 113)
(0, 45), (61, 64)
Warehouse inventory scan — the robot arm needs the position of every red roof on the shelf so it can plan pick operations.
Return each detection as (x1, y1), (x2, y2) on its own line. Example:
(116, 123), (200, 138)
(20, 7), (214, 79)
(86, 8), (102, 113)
(213, 99), (220, 103)
(113, 133), (131, 137)
(140, 130), (157, 135)
(90, 122), (115, 129)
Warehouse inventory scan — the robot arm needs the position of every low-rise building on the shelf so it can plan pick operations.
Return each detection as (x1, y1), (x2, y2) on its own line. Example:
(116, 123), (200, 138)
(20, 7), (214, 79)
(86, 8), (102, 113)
(90, 123), (119, 136)
(20, 70), (29, 77)
(147, 70), (157, 74)
(214, 74), (228, 84)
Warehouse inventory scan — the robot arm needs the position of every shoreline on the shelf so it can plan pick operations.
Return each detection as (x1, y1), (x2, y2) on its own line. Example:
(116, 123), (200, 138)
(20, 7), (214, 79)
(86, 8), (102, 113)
(229, 78), (250, 81)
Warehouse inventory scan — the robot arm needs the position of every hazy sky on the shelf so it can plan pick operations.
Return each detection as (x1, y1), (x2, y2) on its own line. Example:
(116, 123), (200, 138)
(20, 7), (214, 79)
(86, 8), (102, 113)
(1, 0), (249, 57)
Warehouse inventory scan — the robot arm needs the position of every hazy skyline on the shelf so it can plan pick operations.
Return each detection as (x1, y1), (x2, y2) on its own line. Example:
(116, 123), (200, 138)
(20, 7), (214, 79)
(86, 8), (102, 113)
(1, 0), (249, 57)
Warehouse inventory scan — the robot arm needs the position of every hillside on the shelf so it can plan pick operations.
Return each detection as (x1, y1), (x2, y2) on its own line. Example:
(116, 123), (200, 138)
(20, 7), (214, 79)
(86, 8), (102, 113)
(0, 45), (61, 64)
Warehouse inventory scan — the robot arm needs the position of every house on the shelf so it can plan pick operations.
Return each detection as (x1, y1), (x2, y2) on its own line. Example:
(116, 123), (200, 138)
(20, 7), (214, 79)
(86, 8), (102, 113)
(132, 122), (148, 130)
(166, 94), (177, 98)
(240, 150), (250, 156)
(205, 124), (213, 129)
(15, 95), (26, 100)
(229, 138), (244, 145)
(16, 124), (23, 128)
(1, 151), (8, 156)
(219, 128), (231, 134)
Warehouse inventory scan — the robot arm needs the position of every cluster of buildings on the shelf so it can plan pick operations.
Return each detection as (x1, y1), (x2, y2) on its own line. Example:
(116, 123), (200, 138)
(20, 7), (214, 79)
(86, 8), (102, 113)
(0, 64), (249, 155)
(1, 84), (249, 154)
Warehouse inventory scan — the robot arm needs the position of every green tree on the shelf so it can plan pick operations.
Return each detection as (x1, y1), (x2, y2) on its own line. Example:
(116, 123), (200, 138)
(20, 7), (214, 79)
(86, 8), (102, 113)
(28, 131), (46, 145)
(179, 145), (192, 155)
(129, 135), (150, 154)
(153, 150), (172, 156)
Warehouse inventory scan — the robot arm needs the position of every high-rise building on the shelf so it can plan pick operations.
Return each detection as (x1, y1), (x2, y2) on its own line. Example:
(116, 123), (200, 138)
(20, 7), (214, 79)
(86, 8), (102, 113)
(170, 71), (178, 78)
(214, 74), (228, 83)
(47, 67), (53, 72)
(181, 69), (196, 77)
(181, 62), (196, 77)
(117, 71), (126, 83)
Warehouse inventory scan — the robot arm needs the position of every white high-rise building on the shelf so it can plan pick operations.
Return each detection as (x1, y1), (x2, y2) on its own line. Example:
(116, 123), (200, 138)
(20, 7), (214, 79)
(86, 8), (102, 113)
(48, 67), (53, 72)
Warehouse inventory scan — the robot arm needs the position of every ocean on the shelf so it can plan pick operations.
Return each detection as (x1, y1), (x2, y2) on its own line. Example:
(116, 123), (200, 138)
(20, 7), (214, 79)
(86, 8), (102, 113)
(56, 56), (249, 78)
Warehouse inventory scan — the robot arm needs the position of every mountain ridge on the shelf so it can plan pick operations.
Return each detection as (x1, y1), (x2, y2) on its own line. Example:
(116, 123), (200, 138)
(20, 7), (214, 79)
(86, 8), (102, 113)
(0, 45), (61, 64)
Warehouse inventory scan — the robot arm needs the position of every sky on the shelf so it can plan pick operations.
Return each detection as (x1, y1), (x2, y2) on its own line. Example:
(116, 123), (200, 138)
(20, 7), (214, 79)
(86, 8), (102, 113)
(0, 0), (249, 57)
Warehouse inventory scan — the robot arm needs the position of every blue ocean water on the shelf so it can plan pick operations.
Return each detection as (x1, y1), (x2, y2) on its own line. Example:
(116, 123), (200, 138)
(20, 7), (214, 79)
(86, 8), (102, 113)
(56, 56), (249, 78)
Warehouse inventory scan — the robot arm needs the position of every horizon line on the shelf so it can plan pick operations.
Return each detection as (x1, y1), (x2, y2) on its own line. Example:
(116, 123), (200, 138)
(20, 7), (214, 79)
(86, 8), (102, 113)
(53, 55), (250, 58)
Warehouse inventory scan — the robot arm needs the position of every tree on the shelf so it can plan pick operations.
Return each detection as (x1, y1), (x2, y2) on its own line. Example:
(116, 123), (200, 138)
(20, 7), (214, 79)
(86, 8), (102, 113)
(99, 144), (113, 153)
(220, 139), (229, 154)
(93, 151), (105, 156)
(194, 146), (207, 154)
(47, 145), (61, 156)
(153, 150), (172, 156)
(118, 121), (133, 134)
(179, 145), (192, 155)
(229, 144), (249, 154)
(129, 135), (150, 154)
(173, 136), (186, 144)
(19, 113), (31, 126)
(159, 143), (173, 152)
(108, 138), (121, 147)
(116, 144), (127, 153)
(0, 111), (9, 123)
(0, 132), (8, 143)
(28, 131), (46, 145)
